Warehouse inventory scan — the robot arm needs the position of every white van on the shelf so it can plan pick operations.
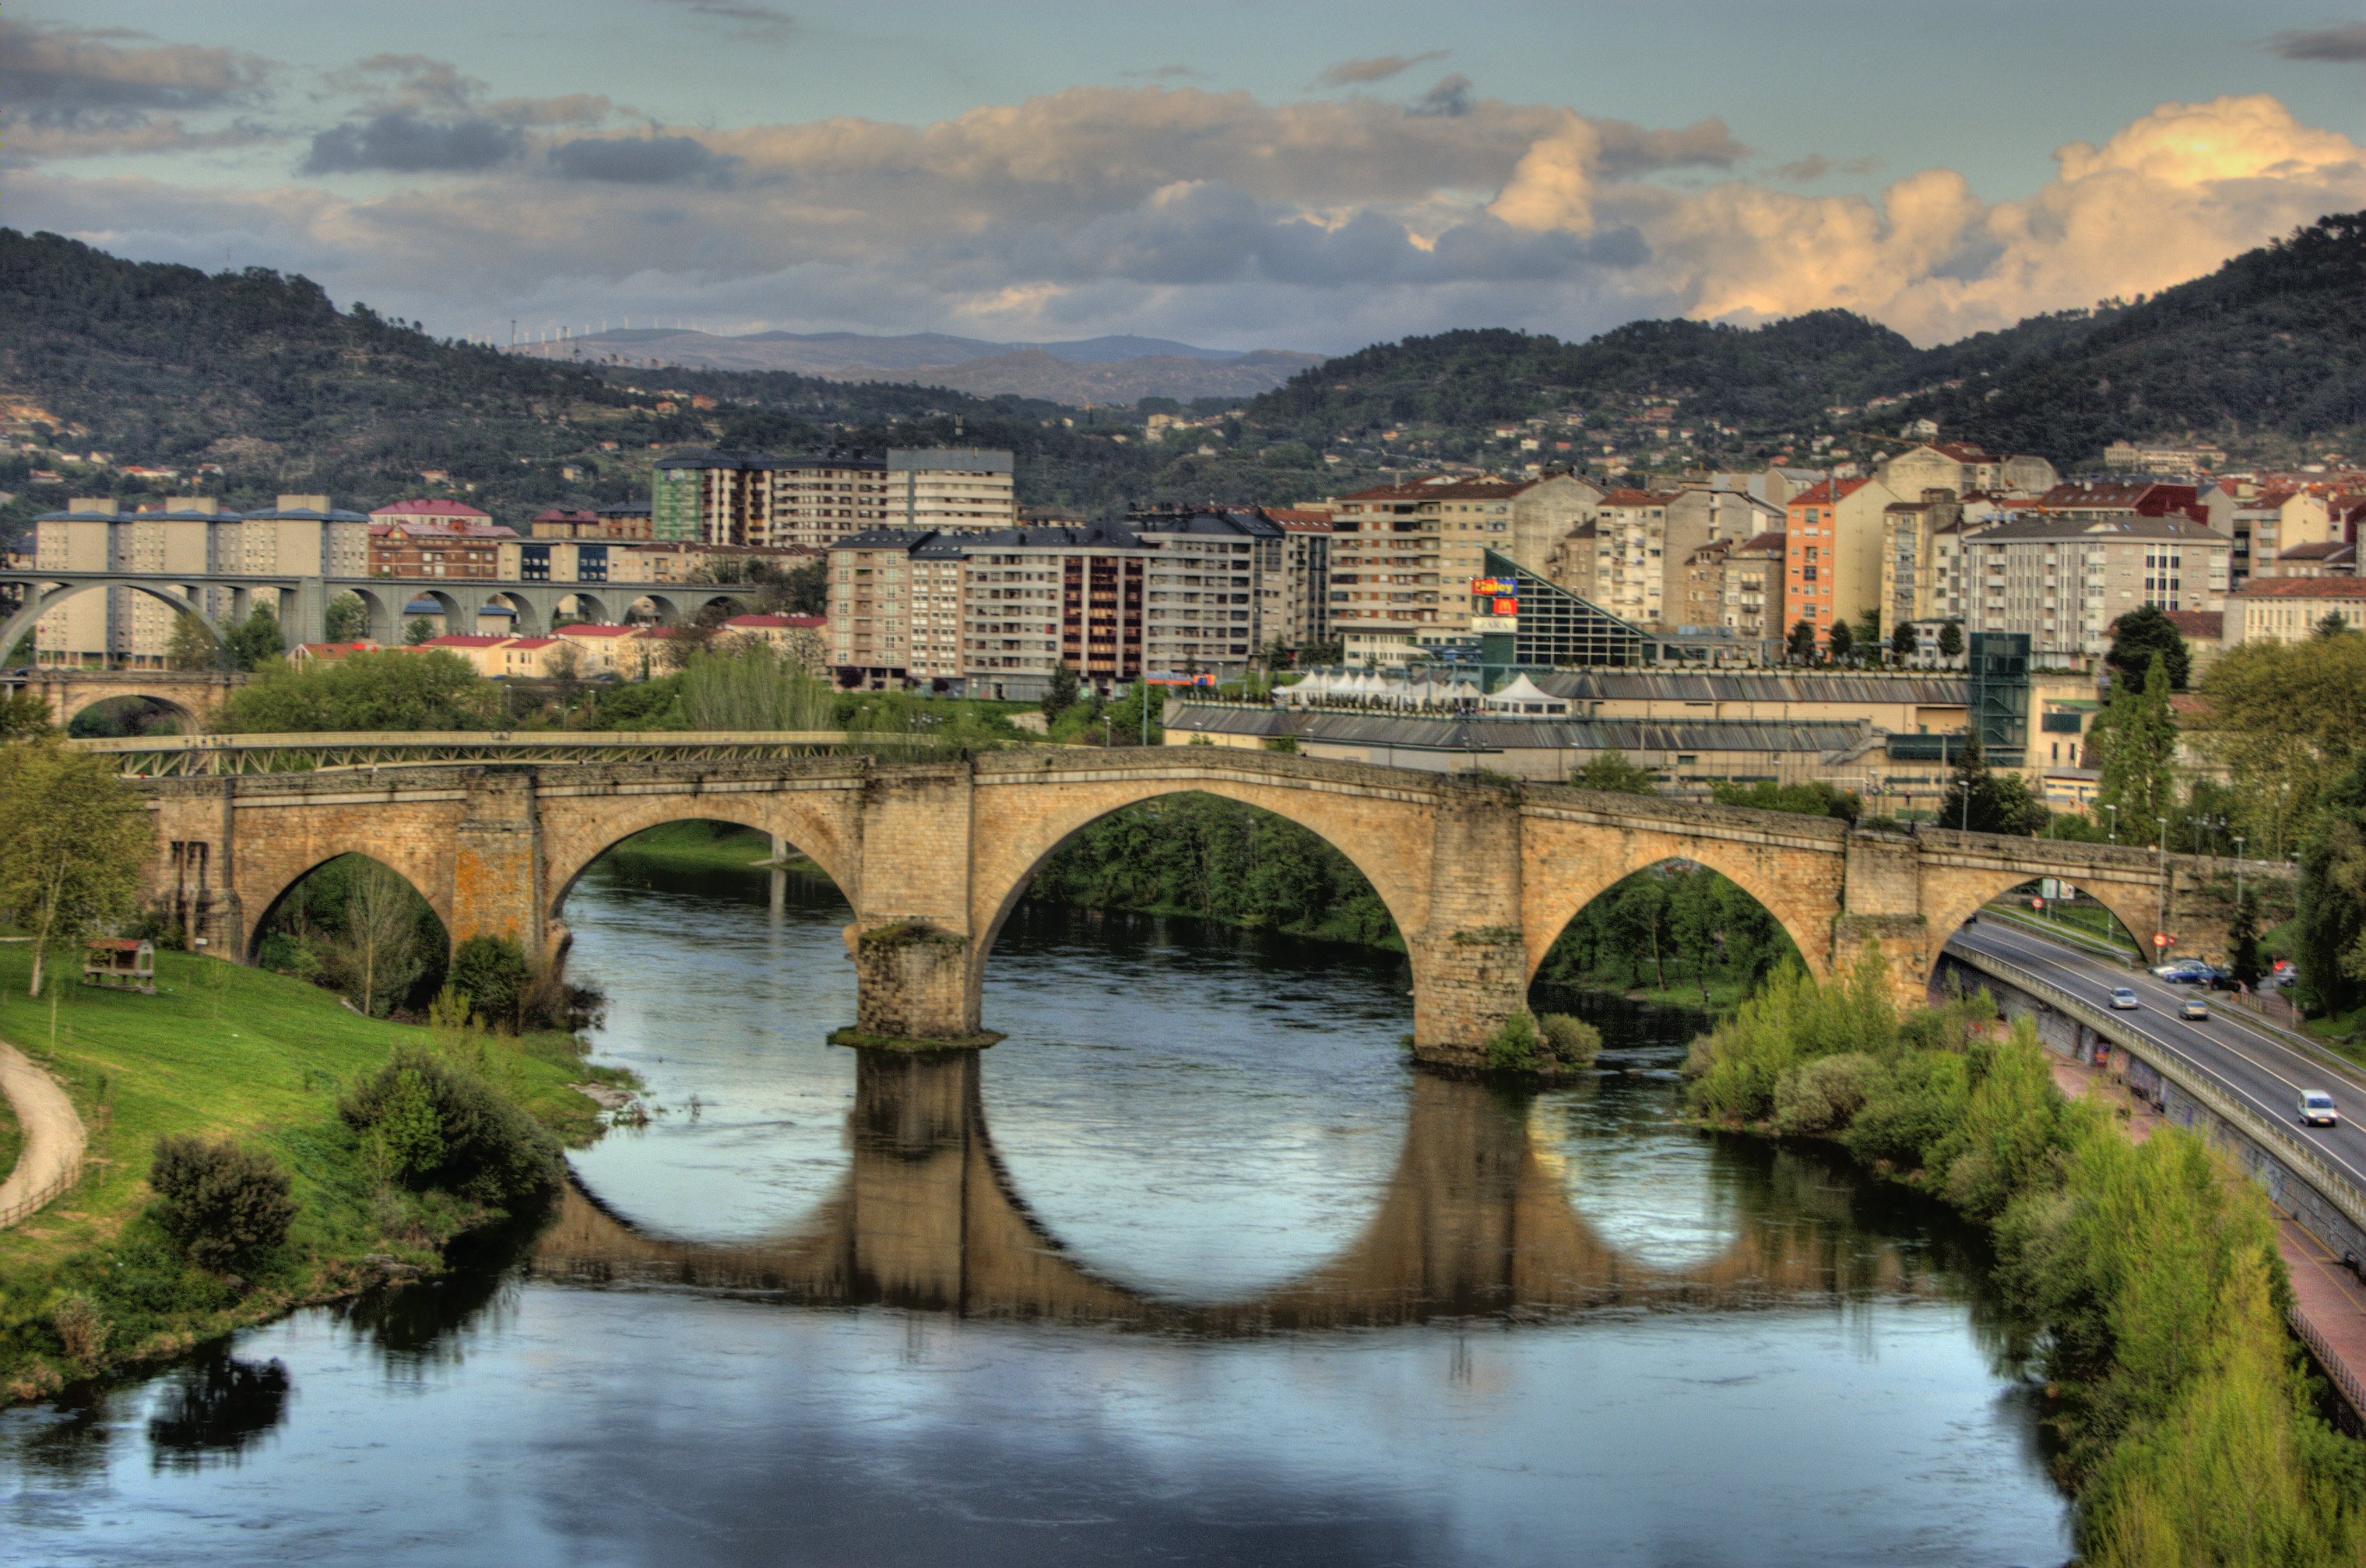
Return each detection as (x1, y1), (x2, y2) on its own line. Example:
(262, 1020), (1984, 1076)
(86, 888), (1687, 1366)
(2301, 1092), (2340, 1128)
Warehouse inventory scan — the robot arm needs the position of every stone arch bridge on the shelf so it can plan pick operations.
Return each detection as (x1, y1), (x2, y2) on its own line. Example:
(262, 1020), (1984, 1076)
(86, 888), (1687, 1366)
(134, 747), (2283, 1066)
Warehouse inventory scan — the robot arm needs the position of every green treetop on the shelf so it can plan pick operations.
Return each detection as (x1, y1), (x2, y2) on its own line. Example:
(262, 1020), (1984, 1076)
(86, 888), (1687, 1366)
(2107, 604), (2190, 694)
(2094, 651), (2181, 847)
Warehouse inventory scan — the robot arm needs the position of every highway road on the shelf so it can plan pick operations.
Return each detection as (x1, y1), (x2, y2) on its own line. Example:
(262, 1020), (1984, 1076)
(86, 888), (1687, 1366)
(1946, 920), (2366, 1201)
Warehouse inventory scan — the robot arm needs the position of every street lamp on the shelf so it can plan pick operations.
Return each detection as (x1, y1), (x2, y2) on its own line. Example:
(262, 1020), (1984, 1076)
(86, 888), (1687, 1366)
(2234, 836), (2246, 909)
(2157, 816), (2170, 957)
(2104, 803), (2118, 843)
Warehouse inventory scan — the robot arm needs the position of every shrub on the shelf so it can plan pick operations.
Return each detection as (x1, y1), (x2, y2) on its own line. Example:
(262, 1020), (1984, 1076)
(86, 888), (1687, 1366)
(341, 1048), (561, 1206)
(1484, 1010), (1543, 1071)
(1843, 1052), (1971, 1171)
(1772, 1051), (1879, 1136)
(1537, 1013), (1602, 1067)
(448, 934), (530, 1030)
(50, 1293), (111, 1367)
(148, 1137), (297, 1271)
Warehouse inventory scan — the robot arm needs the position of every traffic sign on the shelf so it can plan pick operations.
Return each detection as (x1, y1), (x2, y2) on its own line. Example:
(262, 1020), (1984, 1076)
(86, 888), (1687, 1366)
(2031, 898), (2045, 910)
(2153, 933), (2171, 947)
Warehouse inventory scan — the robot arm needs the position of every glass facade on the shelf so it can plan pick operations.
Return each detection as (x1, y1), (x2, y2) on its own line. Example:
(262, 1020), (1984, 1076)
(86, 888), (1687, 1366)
(1472, 549), (1647, 667)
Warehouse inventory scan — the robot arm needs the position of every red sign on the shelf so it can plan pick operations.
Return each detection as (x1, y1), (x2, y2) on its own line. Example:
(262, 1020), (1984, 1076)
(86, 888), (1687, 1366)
(2031, 898), (2044, 910)
(2153, 933), (2171, 947)
(1491, 599), (1518, 616)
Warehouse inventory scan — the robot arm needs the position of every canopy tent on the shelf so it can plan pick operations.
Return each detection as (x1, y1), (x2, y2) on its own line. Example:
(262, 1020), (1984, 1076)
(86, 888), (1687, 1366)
(1482, 673), (1572, 716)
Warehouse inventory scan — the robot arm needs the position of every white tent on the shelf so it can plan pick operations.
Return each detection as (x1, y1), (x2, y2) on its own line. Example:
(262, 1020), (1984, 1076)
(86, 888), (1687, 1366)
(1482, 673), (1570, 716)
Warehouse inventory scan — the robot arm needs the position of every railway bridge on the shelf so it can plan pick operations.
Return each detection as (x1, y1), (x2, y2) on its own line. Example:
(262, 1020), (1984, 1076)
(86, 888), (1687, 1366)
(130, 747), (2283, 1067)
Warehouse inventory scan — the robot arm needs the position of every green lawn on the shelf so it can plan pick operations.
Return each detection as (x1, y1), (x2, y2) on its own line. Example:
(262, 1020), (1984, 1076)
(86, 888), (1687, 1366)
(0, 944), (618, 1398)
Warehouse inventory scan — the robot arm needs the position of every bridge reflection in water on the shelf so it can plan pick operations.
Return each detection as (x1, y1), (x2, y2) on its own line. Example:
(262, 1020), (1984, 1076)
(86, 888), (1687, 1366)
(533, 1052), (1952, 1332)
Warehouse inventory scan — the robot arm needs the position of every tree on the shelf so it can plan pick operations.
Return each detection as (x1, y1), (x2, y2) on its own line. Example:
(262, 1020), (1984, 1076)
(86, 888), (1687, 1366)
(1712, 779), (1861, 821)
(221, 649), (497, 732)
(1890, 620), (1919, 664)
(762, 558), (828, 617)
(325, 592), (369, 643)
(1826, 617), (1854, 666)
(1669, 870), (1721, 1005)
(0, 692), (54, 740)
(2295, 751), (2366, 1018)
(1576, 750), (1657, 794)
(1938, 620), (1963, 663)
(2195, 631), (2366, 858)
(2318, 612), (2354, 640)
(1787, 620), (1818, 664)
(2107, 605), (2190, 693)
(225, 603), (284, 671)
(2227, 888), (2265, 990)
(1608, 876), (1672, 990)
(340, 858), (424, 1018)
(1853, 610), (1882, 665)
(404, 617), (436, 646)
(0, 741), (153, 995)
(2094, 652), (2181, 847)
(1042, 661), (1081, 720)
(167, 613), (220, 670)
(448, 933), (532, 1032)
(1939, 728), (2048, 836)
(659, 602), (735, 671)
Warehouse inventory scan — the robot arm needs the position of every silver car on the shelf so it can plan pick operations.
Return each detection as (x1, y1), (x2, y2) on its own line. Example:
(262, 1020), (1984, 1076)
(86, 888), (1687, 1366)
(2110, 987), (2140, 1011)
(2301, 1092), (2340, 1128)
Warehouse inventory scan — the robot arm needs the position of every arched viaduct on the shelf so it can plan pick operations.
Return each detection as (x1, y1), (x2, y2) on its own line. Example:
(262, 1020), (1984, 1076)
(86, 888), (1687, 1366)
(2, 668), (247, 733)
(531, 1050), (1942, 1329)
(132, 748), (2280, 1067)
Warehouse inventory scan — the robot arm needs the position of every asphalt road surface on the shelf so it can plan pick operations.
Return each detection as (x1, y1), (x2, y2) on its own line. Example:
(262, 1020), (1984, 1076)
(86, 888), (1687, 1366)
(1947, 920), (2366, 1199)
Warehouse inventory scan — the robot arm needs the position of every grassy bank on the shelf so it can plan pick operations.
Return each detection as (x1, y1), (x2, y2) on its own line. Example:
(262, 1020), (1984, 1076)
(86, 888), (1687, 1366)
(0, 1081), (19, 1183)
(0, 944), (625, 1403)
(601, 820), (801, 875)
(1685, 952), (2366, 1563)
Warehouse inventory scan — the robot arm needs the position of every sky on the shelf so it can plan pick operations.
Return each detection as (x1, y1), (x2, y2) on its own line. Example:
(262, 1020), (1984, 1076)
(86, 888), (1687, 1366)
(5, 1), (2364, 354)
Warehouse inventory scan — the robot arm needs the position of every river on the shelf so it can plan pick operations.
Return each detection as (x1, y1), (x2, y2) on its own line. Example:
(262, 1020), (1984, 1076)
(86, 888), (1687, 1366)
(1, 847), (2071, 1566)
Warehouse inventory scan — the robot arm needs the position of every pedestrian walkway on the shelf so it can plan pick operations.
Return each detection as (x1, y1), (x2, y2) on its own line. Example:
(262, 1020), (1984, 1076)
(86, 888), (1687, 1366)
(0, 1036), (87, 1228)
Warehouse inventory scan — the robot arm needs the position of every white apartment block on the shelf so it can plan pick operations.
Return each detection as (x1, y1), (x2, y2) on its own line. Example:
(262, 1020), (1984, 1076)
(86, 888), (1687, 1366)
(1956, 514), (2231, 666)
(886, 449), (1016, 531)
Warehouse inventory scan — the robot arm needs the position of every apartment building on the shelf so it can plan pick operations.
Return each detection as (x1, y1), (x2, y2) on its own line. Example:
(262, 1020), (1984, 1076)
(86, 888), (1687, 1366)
(2229, 489), (2333, 581)
(1269, 509), (1333, 649)
(1722, 532), (1786, 642)
(2222, 576), (2366, 645)
(368, 515), (517, 578)
(1879, 490), (1966, 632)
(2030, 480), (2199, 522)
(1959, 513), (2232, 666)
(30, 494), (371, 666)
(1785, 477), (1898, 645)
(1876, 442), (2057, 500)
(1675, 540), (1731, 637)
(885, 449), (1017, 530)
(825, 529), (979, 690)
(959, 524), (1149, 697)
(1127, 505), (1289, 669)
(369, 499), (494, 532)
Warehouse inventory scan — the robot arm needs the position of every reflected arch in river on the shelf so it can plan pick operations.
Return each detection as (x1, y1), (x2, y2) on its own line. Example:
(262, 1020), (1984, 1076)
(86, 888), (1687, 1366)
(538, 1050), (1969, 1330)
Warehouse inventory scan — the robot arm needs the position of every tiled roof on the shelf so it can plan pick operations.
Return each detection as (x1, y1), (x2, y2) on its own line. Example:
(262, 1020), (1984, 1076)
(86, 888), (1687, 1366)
(504, 638), (558, 649)
(2162, 610), (2224, 639)
(372, 499), (491, 519)
(2234, 576), (2366, 599)
(555, 624), (642, 637)
(420, 635), (512, 648)
(1732, 531), (1788, 553)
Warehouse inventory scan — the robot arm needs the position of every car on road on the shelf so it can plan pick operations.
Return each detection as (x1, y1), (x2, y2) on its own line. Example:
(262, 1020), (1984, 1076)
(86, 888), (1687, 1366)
(2301, 1092), (2340, 1127)
(2110, 987), (2141, 1010)
(2153, 961), (2206, 979)
(2180, 997), (2211, 1021)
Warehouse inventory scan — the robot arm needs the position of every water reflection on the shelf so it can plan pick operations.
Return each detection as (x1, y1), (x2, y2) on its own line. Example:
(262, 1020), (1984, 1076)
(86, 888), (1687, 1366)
(144, 1350), (290, 1471)
(536, 1049), (1978, 1330)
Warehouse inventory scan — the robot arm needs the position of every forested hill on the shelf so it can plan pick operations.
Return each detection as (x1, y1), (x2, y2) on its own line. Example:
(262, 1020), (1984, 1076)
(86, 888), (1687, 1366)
(1900, 210), (2366, 462)
(1246, 307), (2111, 440)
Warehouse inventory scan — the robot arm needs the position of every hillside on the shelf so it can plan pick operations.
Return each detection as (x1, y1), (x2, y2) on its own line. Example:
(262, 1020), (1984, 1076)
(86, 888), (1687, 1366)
(1903, 210), (2366, 463)
(509, 327), (1324, 403)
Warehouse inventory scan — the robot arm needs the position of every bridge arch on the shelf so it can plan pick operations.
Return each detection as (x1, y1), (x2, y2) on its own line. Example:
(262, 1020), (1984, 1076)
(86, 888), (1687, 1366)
(1916, 845), (2167, 970)
(61, 688), (206, 736)
(483, 589), (545, 638)
(0, 580), (222, 667)
(1519, 810), (1844, 990)
(554, 590), (612, 628)
(244, 848), (452, 968)
(342, 584), (405, 645)
(965, 773), (1432, 1023)
(540, 793), (863, 929)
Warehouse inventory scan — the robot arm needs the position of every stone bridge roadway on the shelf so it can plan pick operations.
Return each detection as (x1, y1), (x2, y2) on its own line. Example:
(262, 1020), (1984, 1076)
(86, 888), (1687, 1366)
(136, 747), (2284, 1067)
(530, 1052), (1946, 1330)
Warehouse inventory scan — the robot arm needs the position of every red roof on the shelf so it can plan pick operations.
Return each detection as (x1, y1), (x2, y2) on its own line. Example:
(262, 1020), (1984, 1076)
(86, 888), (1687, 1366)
(1790, 478), (1869, 507)
(421, 634), (512, 647)
(504, 637), (558, 649)
(1932, 441), (1994, 462)
(531, 508), (598, 523)
(373, 499), (490, 519)
(2034, 481), (2198, 515)
(1601, 489), (1683, 506)
(555, 623), (641, 638)
(2233, 577), (2366, 599)
(2162, 610), (2224, 639)
(1732, 531), (1788, 553)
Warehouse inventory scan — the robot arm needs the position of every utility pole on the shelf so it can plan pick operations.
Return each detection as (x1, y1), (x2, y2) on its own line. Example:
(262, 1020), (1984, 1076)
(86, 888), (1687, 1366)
(2157, 817), (2170, 957)
(2234, 835), (2246, 909)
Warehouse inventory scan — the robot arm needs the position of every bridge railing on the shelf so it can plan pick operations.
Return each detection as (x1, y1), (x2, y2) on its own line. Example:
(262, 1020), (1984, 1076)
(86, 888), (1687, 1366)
(72, 730), (938, 776)
(1953, 944), (2366, 1231)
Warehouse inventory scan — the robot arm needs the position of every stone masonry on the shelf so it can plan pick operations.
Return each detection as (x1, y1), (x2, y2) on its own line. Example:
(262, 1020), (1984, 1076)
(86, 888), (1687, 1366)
(131, 749), (2297, 1064)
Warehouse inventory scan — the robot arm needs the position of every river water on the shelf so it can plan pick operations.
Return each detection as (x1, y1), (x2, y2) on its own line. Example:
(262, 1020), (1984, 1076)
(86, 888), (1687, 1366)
(2, 847), (2070, 1566)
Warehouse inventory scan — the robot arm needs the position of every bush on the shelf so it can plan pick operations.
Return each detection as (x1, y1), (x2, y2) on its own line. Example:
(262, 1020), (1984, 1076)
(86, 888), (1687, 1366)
(1843, 1053), (1970, 1170)
(448, 934), (531, 1030)
(148, 1137), (297, 1271)
(340, 1048), (561, 1206)
(1537, 1013), (1602, 1067)
(1484, 1009), (1543, 1071)
(1772, 1052), (1879, 1136)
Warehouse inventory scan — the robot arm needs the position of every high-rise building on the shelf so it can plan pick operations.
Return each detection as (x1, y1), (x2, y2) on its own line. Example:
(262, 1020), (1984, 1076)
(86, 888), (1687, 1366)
(885, 449), (1016, 531)
(1785, 476), (1898, 645)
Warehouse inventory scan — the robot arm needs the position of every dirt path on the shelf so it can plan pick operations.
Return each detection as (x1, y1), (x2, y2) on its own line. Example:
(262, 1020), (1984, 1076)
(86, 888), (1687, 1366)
(0, 1037), (88, 1226)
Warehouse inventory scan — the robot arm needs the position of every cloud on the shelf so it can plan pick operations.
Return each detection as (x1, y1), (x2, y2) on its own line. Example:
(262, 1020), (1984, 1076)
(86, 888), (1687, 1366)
(10, 86), (2360, 356)
(1318, 51), (1447, 87)
(644, 0), (796, 39)
(1768, 153), (1882, 182)
(2260, 22), (2366, 62)
(1123, 65), (1210, 81)
(322, 53), (623, 128)
(549, 133), (741, 185)
(1408, 75), (1473, 118)
(303, 111), (525, 174)
(0, 19), (269, 119)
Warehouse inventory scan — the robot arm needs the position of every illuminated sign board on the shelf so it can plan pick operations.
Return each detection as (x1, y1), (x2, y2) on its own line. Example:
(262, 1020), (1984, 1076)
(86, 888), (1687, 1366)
(1469, 578), (1518, 596)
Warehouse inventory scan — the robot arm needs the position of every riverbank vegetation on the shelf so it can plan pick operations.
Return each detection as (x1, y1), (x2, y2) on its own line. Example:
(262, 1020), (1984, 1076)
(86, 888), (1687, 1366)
(1685, 950), (2366, 1562)
(0, 944), (621, 1404)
